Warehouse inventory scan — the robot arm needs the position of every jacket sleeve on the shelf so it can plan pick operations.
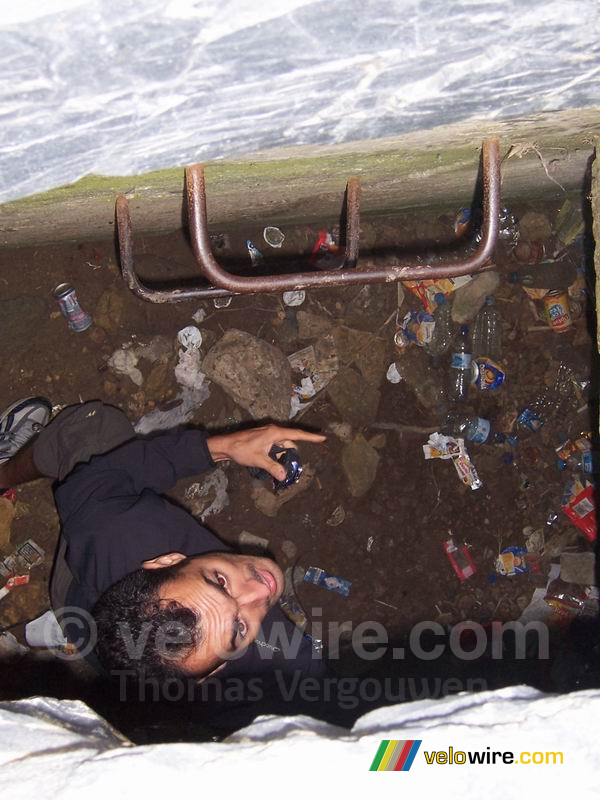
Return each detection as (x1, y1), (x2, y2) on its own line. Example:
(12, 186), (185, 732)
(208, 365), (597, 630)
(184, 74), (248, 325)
(82, 429), (216, 494)
(54, 429), (216, 522)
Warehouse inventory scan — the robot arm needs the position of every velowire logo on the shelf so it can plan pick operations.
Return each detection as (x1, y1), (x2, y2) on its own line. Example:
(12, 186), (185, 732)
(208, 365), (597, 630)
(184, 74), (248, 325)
(369, 740), (422, 771)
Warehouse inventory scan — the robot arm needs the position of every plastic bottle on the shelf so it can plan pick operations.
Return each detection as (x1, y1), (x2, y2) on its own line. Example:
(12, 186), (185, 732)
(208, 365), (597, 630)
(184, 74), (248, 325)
(557, 451), (600, 475)
(443, 412), (491, 444)
(471, 295), (502, 361)
(516, 387), (554, 434)
(425, 293), (455, 357)
(448, 325), (472, 403)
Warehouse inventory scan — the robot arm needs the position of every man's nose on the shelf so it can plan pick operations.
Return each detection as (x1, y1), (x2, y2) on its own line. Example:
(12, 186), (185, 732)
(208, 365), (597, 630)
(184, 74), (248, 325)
(236, 577), (270, 606)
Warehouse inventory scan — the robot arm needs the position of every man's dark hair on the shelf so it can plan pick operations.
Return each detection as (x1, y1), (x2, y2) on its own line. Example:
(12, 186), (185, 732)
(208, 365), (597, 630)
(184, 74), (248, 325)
(92, 559), (200, 683)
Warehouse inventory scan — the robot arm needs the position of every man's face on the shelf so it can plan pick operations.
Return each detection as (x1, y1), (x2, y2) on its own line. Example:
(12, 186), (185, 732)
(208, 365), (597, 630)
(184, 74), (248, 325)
(147, 553), (284, 678)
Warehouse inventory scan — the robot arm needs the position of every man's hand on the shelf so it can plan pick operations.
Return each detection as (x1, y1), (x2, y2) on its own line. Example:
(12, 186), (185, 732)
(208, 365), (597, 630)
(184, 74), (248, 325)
(207, 424), (326, 481)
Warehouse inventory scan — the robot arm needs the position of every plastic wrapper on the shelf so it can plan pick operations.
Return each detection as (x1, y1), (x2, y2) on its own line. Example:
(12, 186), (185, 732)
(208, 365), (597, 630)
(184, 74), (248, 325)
(561, 477), (597, 542)
(496, 546), (540, 577)
(544, 578), (599, 617)
(402, 276), (471, 314)
(423, 433), (482, 490)
(443, 537), (476, 582)
(471, 358), (505, 391)
(400, 309), (435, 347)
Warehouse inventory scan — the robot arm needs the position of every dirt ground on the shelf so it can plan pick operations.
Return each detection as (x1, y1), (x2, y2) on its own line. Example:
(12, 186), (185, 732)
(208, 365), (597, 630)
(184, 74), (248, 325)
(0, 195), (597, 734)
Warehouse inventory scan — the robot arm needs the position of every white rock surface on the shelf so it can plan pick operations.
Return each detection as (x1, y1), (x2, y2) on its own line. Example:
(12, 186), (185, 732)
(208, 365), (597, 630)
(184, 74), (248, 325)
(0, 689), (597, 795)
(0, 0), (598, 202)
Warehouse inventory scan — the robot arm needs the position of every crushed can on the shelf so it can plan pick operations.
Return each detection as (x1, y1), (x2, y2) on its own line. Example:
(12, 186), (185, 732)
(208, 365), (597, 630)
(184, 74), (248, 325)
(54, 283), (92, 332)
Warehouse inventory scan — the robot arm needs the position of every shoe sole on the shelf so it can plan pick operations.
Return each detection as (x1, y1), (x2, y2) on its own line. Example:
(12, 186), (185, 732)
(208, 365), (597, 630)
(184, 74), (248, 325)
(0, 396), (53, 432)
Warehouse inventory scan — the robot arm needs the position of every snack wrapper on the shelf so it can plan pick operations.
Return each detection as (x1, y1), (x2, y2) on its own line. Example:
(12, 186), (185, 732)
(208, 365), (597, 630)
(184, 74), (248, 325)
(561, 477), (597, 542)
(402, 276), (472, 313)
(423, 433), (482, 490)
(401, 309), (435, 347)
(496, 546), (530, 576)
(472, 358), (505, 391)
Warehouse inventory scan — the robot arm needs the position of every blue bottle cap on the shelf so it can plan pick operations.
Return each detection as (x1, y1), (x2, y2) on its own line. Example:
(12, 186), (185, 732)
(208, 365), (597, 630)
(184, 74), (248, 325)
(556, 459), (567, 471)
(434, 292), (446, 305)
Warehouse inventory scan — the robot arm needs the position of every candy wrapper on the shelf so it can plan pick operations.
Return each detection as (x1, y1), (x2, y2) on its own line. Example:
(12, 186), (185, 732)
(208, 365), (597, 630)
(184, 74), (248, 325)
(423, 432), (463, 460)
(400, 309), (435, 347)
(303, 566), (352, 597)
(561, 476), (597, 542)
(402, 275), (472, 313)
(423, 433), (482, 490)
(471, 358), (505, 391)
(544, 578), (599, 617)
(495, 546), (540, 577)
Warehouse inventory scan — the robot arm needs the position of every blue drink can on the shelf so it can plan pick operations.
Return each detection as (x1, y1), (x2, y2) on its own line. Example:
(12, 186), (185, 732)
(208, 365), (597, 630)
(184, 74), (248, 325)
(53, 283), (92, 332)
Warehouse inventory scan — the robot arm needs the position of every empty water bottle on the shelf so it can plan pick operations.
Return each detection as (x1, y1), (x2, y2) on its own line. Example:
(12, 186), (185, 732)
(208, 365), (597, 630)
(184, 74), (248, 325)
(472, 295), (502, 361)
(559, 451), (600, 475)
(443, 412), (491, 444)
(448, 325), (472, 403)
(425, 294), (455, 357)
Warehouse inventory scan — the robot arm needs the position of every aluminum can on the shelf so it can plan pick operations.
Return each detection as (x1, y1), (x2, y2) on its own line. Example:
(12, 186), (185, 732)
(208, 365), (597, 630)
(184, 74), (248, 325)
(543, 289), (572, 333)
(53, 283), (92, 332)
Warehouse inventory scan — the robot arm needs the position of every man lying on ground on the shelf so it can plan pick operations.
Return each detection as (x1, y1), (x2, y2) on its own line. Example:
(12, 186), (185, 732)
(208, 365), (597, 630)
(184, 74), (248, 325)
(0, 397), (327, 693)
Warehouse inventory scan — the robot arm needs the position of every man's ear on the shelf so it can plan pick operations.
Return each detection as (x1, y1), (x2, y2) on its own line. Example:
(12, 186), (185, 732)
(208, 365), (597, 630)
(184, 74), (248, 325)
(141, 552), (188, 570)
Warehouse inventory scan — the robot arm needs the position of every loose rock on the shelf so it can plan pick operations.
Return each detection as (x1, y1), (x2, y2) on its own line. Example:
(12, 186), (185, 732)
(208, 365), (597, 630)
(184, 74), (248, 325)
(519, 211), (552, 242)
(203, 329), (292, 421)
(0, 496), (16, 553)
(94, 287), (127, 330)
(327, 368), (380, 429)
(297, 311), (333, 340)
(341, 434), (380, 497)
(332, 326), (387, 388)
(451, 270), (500, 324)
(251, 465), (314, 517)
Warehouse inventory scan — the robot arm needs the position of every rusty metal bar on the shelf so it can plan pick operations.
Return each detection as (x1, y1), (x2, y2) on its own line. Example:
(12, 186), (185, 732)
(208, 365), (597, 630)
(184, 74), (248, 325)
(115, 194), (233, 302)
(186, 137), (500, 294)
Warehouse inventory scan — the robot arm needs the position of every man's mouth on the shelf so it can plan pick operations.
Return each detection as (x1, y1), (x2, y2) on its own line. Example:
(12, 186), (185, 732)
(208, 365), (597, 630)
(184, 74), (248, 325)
(257, 568), (277, 598)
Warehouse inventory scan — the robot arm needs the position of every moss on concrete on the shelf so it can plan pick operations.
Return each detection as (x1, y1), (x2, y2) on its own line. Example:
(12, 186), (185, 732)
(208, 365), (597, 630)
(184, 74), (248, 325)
(1, 107), (598, 248)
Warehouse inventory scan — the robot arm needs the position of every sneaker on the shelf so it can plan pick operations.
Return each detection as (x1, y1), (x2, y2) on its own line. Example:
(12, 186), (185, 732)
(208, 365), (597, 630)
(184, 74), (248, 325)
(0, 397), (52, 465)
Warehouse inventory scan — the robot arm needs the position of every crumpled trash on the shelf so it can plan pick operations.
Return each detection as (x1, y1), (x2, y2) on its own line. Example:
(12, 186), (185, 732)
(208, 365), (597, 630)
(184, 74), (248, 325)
(263, 226), (285, 248)
(283, 290), (305, 307)
(184, 468), (229, 520)
(108, 348), (143, 386)
(423, 432), (482, 490)
(175, 325), (205, 391)
(134, 385), (210, 435)
(288, 342), (339, 415)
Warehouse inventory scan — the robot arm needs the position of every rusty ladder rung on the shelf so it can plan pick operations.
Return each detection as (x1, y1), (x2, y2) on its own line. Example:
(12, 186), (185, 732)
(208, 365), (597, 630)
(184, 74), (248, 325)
(116, 137), (500, 301)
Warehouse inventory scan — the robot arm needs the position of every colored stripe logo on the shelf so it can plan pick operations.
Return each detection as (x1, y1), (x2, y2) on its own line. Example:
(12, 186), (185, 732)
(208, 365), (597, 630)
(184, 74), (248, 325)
(369, 739), (422, 771)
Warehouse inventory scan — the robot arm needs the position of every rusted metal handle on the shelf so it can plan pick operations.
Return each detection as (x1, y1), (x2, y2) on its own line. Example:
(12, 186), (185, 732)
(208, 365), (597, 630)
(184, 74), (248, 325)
(115, 194), (233, 302)
(186, 137), (500, 293)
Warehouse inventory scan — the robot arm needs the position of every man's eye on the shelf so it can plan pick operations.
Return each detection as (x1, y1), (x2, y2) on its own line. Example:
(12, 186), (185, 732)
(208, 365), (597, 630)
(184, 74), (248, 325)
(215, 572), (227, 589)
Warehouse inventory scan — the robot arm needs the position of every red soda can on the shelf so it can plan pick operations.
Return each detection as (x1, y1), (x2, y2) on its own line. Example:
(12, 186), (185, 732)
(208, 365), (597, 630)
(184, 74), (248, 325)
(53, 283), (92, 332)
